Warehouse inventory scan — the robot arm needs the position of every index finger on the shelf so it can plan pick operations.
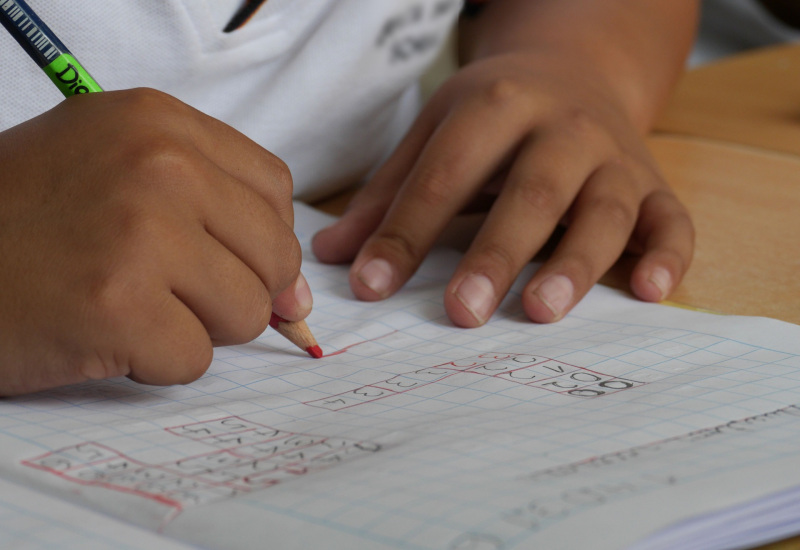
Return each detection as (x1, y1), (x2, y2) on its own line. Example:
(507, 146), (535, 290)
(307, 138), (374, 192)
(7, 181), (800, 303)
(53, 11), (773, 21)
(349, 91), (534, 301)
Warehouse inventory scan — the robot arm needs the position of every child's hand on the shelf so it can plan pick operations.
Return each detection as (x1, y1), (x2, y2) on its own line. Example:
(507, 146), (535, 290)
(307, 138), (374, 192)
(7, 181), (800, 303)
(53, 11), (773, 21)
(0, 89), (308, 395)
(312, 51), (694, 327)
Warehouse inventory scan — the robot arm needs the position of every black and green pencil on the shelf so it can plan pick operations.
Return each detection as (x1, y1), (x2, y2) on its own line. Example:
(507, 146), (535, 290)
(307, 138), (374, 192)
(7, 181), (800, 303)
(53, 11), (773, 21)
(0, 0), (102, 96)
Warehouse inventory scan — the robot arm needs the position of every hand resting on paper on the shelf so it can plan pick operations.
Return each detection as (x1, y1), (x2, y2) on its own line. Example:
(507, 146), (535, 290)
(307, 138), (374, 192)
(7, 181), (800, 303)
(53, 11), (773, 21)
(312, 0), (696, 328)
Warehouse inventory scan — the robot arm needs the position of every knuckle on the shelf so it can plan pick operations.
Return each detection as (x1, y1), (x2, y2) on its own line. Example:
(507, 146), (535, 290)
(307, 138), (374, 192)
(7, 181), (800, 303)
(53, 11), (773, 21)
(615, 155), (651, 182)
(472, 242), (519, 275)
(267, 156), (294, 196)
(117, 87), (184, 118)
(121, 137), (199, 189)
(592, 195), (636, 230)
(84, 271), (139, 334)
(513, 177), (562, 214)
(410, 166), (456, 209)
(78, 351), (129, 382)
(374, 230), (425, 266)
(84, 225), (168, 327)
(561, 107), (598, 138)
(483, 77), (525, 108)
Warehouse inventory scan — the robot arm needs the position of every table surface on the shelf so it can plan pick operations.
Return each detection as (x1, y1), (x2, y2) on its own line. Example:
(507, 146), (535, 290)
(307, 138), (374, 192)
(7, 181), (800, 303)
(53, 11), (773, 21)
(649, 44), (800, 326)
(600, 134), (800, 324)
(314, 43), (800, 550)
(656, 43), (800, 156)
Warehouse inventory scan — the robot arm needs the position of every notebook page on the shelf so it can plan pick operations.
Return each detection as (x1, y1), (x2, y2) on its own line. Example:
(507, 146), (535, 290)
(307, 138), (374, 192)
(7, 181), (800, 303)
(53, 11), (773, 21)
(0, 203), (799, 549)
(0, 477), (193, 549)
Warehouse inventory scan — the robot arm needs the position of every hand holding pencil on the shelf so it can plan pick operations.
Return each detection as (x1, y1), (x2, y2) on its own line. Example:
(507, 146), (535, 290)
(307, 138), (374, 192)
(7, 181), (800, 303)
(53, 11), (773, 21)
(0, 1), (319, 396)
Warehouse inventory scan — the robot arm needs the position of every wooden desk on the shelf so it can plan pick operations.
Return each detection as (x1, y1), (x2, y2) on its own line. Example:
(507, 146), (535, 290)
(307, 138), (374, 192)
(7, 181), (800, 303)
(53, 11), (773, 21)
(615, 136), (799, 324)
(656, 44), (800, 155)
(648, 44), (800, 325)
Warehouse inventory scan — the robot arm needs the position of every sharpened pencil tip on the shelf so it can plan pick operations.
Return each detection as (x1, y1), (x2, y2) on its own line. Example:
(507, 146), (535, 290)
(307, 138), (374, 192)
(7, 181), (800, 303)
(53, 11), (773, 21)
(306, 345), (323, 359)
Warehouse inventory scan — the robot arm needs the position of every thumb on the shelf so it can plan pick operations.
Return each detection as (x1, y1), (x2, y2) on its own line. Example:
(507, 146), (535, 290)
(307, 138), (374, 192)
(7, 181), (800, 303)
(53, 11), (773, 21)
(270, 272), (313, 322)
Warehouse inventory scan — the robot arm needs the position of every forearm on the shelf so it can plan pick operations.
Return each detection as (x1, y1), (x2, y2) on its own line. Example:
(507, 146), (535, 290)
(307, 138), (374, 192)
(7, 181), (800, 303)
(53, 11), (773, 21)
(459, 0), (700, 131)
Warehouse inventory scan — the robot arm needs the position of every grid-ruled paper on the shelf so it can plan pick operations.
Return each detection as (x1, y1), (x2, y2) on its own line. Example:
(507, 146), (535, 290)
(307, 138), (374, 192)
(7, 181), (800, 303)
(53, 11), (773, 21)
(1, 204), (800, 550)
(0, 478), (193, 550)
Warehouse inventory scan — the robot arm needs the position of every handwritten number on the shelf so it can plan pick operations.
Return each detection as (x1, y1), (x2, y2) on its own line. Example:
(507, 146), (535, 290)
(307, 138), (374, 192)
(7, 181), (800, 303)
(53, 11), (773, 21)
(568, 388), (605, 397)
(353, 387), (384, 398)
(324, 398), (347, 406)
(543, 381), (578, 389)
(600, 380), (635, 390)
(385, 378), (419, 388)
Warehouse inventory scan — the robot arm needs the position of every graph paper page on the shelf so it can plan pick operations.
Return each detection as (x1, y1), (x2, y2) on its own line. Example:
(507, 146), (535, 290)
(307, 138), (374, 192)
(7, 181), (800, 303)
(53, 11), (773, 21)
(0, 477), (194, 550)
(1, 203), (800, 550)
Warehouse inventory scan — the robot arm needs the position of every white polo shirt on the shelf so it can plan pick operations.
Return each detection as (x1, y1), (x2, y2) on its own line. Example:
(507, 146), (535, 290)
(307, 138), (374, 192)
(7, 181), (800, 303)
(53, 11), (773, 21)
(0, 0), (461, 199)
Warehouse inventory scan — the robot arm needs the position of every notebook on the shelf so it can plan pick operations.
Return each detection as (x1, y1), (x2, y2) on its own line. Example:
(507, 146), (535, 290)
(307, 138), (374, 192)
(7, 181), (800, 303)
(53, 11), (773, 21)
(1, 203), (799, 549)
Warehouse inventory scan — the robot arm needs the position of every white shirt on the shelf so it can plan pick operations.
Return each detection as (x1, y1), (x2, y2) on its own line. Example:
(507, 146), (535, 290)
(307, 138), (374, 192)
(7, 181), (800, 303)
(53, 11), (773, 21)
(691, 0), (800, 66)
(0, 0), (461, 200)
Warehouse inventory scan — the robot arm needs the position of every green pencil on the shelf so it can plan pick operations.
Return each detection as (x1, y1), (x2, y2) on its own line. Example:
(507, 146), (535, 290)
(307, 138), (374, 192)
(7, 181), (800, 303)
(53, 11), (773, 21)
(0, 0), (102, 96)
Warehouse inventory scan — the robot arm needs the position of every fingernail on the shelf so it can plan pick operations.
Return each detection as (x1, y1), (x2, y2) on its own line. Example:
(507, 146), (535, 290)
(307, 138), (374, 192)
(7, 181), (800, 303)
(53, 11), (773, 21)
(295, 273), (313, 312)
(455, 274), (495, 325)
(648, 267), (672, 301)
(535, 275), (573, 320)
(357, 258), (394, 297)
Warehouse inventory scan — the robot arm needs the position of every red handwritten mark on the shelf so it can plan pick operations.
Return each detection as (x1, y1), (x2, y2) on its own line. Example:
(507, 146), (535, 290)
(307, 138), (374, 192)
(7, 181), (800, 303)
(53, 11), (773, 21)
(321, 331), (398, 358)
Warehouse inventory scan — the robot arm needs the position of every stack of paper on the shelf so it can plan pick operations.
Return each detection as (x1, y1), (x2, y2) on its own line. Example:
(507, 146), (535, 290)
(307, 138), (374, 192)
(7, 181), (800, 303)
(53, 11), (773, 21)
(632, 485), (800, 550)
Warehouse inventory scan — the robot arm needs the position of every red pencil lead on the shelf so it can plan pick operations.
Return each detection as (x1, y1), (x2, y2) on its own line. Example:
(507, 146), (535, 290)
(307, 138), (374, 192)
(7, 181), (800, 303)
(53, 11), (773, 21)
(306, 345), (324, 359)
